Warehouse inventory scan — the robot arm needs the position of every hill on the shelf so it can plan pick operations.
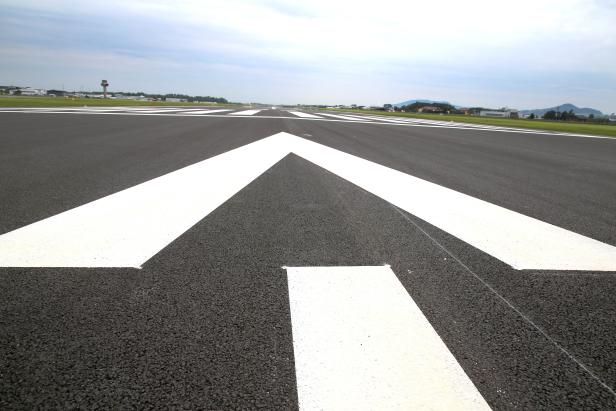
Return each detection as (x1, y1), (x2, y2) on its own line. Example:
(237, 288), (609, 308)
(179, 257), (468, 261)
(520, 103), (603, 117)
(394, 99), (452, 108)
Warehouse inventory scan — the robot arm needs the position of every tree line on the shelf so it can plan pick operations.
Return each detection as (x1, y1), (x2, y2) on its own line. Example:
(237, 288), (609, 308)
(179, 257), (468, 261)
(116, 92), (228, 103)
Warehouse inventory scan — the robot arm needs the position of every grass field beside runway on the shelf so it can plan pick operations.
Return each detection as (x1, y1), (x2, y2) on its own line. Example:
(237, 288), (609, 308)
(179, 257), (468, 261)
(0, 96), (239, 108)
(329, 109), (616, 137)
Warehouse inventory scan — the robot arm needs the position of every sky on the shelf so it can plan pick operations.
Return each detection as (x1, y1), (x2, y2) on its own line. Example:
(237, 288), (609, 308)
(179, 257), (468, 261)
(1, 0), (615, 112)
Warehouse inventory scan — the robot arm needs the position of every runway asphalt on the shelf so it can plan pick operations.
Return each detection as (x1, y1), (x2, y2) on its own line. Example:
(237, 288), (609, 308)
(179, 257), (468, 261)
(1, 110), (615, 409)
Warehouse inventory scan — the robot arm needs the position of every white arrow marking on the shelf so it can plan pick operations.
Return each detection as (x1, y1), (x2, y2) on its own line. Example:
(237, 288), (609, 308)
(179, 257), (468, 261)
(0, 135), (289, 268)
(0, 132), (615, 269)
(286, 265), (491, 410)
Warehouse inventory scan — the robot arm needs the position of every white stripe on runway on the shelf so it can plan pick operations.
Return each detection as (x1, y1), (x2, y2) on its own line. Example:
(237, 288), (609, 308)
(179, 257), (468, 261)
(339, 114), (410, 123)
(119, 108), (197, 114)
(182, 109), (232, 115)
(1, 132), (615, 269)
(317, 113), (376, 122)
(286, 265), (490, 411)
(228, 109), (262, 116)
(287, 134), (616, 270)
(287, 111), (322, 119)
(0, 136), (289, 268)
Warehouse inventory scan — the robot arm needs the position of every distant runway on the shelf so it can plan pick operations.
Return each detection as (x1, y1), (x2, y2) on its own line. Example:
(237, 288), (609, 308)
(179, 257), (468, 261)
(1, 109), (615, 409)
(2, 106), (611, 138)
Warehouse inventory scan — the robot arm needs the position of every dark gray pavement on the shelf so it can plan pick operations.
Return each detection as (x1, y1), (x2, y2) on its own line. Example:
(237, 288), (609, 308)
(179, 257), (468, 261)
(1, 111), (615, 409)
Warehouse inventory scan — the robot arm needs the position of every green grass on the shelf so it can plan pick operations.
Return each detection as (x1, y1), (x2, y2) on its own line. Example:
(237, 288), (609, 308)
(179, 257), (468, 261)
(327, 109), (616, 138)
(0, 96), (238, 108)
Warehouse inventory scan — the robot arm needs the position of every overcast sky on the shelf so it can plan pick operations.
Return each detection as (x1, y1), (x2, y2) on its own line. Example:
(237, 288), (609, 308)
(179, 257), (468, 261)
(1, 0), (615, 112)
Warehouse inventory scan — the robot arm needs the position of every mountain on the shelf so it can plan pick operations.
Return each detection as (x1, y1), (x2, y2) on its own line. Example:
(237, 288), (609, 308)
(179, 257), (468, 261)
(520, 103), (603, 117)
(394, 99), (452, 108)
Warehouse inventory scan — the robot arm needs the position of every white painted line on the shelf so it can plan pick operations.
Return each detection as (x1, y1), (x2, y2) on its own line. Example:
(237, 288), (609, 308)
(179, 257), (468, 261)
(358, 115), (552, 134)
(1, 132), (615, 269)
(0, 136), (289, 268)
(340, 114), (410, 123)
(317, 113), (378, 122)
(182, 109), (232, 115)
(286, 134), (616, 271)
(1, 110), (613, 139)
(85, 108), (154, 112)
(287, 111), (322, 119)
(286, 265), (490, 411)
(344, 114), (513, 131)
(228, 109), (262, 116)
(140, 108), (225, 112)
(119, 108), (195, 113)
(114, 107), (211, 112)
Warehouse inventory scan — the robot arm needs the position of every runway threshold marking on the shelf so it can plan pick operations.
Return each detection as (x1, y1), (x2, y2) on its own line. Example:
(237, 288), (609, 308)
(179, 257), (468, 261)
(118, 108), (199, 114)
(317, 113), (371, 121)
(2, 109), (614, 139)
(336, 113), (410, 123)
(287, 111), (322, 119)
(228, 109), (262, 116)
(285, 265), (490, 411)
(182, 109), (233, 115)
(1, 132), (615, 269)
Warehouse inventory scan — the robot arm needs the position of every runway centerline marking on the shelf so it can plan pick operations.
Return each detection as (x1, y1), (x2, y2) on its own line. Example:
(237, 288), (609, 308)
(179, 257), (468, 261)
(285, 265), (490, 410)
(0, 132), (615, 269)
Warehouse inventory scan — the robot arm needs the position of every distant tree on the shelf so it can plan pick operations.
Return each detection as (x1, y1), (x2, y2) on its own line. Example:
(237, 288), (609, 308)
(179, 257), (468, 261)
(528, 113), (535, 119)
(560, 109), (576, 121)
(383, 103), (393, 110)
(399, 102), (455, 113)
(543, 110), (557, 120)
(13, 89), (21, 96)
(588, 114), (594, 120)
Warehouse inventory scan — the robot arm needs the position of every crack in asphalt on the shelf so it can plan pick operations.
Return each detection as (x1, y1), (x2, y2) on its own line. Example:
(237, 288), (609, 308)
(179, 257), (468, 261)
(391, 205), (616, 399)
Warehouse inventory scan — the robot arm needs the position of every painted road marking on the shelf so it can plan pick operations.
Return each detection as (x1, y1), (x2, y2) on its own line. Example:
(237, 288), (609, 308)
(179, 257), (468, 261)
(228, 109), (263, 116)
(287, 111), (322, 119)
(118, 108), (197, 114)
(340, 113), (410, 123)
(286, 265), (490, 411)
(182, 109), (233, 115)
(285, 134), (616, 271)
(0, 136), (289, 268)
(317, 113), (377, 121)
(1, 109), (613, 139)
(350, 114), (521, 132)
(1, 132), (615, 269)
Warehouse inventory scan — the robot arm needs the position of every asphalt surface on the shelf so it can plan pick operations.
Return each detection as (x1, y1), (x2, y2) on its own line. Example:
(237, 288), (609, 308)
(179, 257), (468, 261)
(1, 110), (615, 409)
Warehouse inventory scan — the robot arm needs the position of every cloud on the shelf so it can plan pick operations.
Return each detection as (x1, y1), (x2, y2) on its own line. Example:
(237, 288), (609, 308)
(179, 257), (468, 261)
(0, 0), (615, 111)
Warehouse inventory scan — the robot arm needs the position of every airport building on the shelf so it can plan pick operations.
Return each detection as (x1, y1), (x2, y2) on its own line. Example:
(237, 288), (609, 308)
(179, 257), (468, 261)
(479, 109), (519, 118)
(17, 87), (47, 96)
